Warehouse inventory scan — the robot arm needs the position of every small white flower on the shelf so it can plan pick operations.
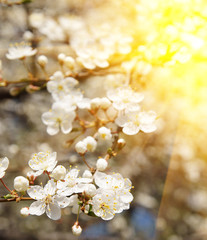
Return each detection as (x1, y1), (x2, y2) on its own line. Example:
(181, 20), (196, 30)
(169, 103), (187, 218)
(96, 158), (108, 171)
(47, 71), (79, 101)
(116, 110), (157, 135)
(28, 180), (70, 220)
(107, 86), (144, 111)
(83, 136), (97, 152)
(20, 207), (30, 217)
(37, 55), (48, 67)
(28, 151), (57, 176)
(94, 171), (133, 212)
(50, 165), (66, 180)
(6, 43), (37, 60)
(14, 176), (29, 192)
(0, 157), (9, 179)
(98, 127), (112, 141)
(75, 141), (87, 154)
(92, 190), (120, 220)
(42, 102), (76, 135)
(72, 222), (82, 236)
(57, 168), (92, 197)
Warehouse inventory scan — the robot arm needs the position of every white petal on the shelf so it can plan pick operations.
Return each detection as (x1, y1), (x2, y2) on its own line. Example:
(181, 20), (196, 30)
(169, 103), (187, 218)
(140, 124), (157, 133)
(44, 180), (57, 195)
(1, 157), (9, 170)
(47, 125), (59, 135)
(122, 122), (140, 135)
(54, 195), (70, 208)
(46, 203), (61, 220)
(27, 186), (45, 200)
(41, 112), (54, 124)
(61, 121), (72, 134)
(29, 200), (45, 216)
(115, 114), (128, 127)
(120, 192), (134, 203)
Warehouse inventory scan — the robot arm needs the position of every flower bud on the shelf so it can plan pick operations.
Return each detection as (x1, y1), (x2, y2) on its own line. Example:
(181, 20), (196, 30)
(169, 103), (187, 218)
(117, 138), (126, 149)
(64, 56), (75, 69)
(96, 158), (108, 171)
(90, 98), (101, 110)
(14, 176), (29, 192)
(83, 136), (97, 152)
(37, 55), (48, 67)
(72, 222), (82, 236)
(58, 53), (66, 65)
(84, 184), (96, 197)
(20, 207), (30, 217)
(100, 97), (111, 109)
(50, 165), (66, 180)
(82, 170), (92, 178)
(75, 141), (87, 154)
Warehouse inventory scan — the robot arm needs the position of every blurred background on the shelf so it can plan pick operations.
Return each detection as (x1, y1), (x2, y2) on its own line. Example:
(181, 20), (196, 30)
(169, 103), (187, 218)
(0, 0), (207, 239)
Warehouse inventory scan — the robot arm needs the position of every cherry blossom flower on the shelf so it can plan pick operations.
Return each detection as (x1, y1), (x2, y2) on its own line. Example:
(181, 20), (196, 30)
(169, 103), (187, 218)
(28, 180), (70, 220)
(94, 171), (133, 212)
(47, 71), (79, 101)
(6, 43), (37, 60)
(57, 168), (92, 197)
(0, 157), (9, 179)
(92, 190), (121, 220)
(28, 152), (57, 176)
(41, 102), (76, 135)
(116, 110), (157, 135)
(98, 127), (112, 141)
(107, 86), (144, 111)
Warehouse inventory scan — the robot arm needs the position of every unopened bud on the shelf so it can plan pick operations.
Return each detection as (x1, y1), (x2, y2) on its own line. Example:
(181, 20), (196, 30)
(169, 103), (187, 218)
(14, 176), (29, 192)
(117, 138), (126, 149)
(20, 207), (30, 217)
(58, 53), (66, 65)
(72, 222), (82, 236)
(96, 158), (108, 171)
(37, 55), (48, 67)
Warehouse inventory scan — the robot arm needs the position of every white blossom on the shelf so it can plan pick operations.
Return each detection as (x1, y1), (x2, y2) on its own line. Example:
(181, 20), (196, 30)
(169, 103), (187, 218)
(57, 168), (92, 197)
(116, 110), (157, 135)
(50, 165), (66, 180)
(96, 158), (108, 171)
(0, 157), (9, 179)
(42, 102), (76, 135)
(83, 136), (97, 152)
(14, 176), (29, 192)
(28, 180), (70, 220)
(94, 171), (133, 212)
(6, 43), (37, 60)
(47, 71), (79, 101)
(98, 127), (112, 141)
(92, 190), (120, 220)
(107, 86), (144, 111)
(28, 152), (57, 176)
